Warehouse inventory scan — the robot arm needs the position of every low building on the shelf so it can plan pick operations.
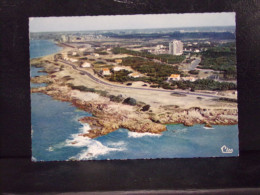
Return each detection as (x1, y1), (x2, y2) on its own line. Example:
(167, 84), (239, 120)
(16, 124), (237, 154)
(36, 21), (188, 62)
(182, 76), (197, 82)
(102, 68), (111, 76)
(156, 44), (165, 49)
(128, 72), (140, 78)
(81, 62), (91, 68)
(91, 53), (100, 57)
(72, 51), (78, 56)
(115, 59), (122, 64)
(167, 74), (181, 81)
(69, 58), (78, 63)
(113, 66), (126, 72)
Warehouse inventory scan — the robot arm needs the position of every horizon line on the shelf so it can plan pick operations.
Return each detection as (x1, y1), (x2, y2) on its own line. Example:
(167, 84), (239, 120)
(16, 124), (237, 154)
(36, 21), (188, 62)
(30, 25), (236, 33)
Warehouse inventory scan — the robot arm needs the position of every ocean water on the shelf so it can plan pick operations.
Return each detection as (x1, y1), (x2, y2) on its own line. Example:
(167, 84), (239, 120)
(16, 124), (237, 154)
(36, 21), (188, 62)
(30, 40), (239, 161)
(30, 39), (62, 59)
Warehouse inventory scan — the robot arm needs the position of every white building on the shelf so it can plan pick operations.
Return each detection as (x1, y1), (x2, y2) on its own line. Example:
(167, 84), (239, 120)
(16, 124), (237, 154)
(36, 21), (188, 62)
(69, 58), (78, 63)
(128, 72), (140, 78)
(167, 74), (181, 81)
(182, 76), (197, 82)
(72, 51), (78, 56)
(169, 40), (183, 55)
(102, 68), (111, 76)
(81, 62), (91, 68)
(91, 53), (100, 57)
(113, 66), (125, 72)
(61, 35), (67, 42)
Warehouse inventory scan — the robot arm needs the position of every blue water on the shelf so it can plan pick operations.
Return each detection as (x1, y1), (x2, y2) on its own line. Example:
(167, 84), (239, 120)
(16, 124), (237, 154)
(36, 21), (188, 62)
(30, 40), (239, 161)
(30, 39), (62, 59)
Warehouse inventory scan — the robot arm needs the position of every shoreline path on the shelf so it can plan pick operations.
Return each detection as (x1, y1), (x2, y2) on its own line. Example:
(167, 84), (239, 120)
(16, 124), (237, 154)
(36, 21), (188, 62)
(58, 59), (235, 100)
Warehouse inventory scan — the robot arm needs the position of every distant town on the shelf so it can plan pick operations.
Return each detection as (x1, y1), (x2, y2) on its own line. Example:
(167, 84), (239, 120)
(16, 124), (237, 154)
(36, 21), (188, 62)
(31, 26), (237, 92)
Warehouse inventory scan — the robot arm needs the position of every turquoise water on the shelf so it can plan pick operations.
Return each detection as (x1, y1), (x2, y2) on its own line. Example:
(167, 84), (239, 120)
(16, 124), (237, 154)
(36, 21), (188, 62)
(30, 40), (239, 161)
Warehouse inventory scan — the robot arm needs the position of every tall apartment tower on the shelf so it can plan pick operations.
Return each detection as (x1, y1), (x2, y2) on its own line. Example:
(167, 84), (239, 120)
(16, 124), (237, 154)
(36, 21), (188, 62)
(169, 40), (183, 55)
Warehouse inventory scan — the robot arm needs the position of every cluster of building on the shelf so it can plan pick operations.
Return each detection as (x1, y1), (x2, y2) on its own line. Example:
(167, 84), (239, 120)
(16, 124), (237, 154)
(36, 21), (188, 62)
(60, 34), (107, 43)
(148, 44), (168, 55)
(167, 74), (197, 82)
(148, 40), (184, 56)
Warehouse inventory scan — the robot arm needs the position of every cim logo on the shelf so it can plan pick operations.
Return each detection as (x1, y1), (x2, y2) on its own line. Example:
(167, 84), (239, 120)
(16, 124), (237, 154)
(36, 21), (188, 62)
(221, 145), (233, 154)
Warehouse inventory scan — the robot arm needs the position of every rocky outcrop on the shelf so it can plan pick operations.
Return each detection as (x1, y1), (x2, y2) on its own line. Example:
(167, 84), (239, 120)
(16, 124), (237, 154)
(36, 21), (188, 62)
(79, 116), (166, 138)
(31, 69), (238, 139)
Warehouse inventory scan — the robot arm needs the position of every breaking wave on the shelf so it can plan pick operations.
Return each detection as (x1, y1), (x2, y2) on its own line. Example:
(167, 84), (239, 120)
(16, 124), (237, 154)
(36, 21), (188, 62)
(65, 123), (125, 160)
(203, 127), (215, 130)
(128, 131), (161, 138)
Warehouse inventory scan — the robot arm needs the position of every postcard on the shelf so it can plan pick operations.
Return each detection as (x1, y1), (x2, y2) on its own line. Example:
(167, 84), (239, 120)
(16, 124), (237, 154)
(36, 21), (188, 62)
(30, 13), (238, 161)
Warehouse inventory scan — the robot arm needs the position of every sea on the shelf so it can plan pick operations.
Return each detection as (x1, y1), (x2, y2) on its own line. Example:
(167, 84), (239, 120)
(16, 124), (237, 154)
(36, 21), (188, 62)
(30, 39), (239, 161)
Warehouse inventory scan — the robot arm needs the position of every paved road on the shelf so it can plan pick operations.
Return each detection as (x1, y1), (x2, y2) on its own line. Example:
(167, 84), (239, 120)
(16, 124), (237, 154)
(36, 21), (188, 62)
(58, 59), (234, 99)
(188, 58), (201, 70)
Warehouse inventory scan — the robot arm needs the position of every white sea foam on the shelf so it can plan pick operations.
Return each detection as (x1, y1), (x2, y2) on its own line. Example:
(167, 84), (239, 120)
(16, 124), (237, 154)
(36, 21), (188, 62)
(32, 156), (37, 162)
(47, 146), (54, 152)
(203, 127), (215, 130)
(128, 131), (161, 138)
(80, 123), (91, 134)
(74, 141), (125, 160)
(65, 123), (125, 160)
(64, 123), (93, 148)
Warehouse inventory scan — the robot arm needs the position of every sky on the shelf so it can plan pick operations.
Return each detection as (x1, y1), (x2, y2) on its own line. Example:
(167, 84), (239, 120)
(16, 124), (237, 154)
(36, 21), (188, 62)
(29, 12), (235, 32)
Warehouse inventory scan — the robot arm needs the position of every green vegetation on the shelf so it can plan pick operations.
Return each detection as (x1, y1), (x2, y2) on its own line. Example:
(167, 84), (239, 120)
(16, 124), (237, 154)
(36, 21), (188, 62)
(112, 47), (185, 64)
(188, 70), (199, 75)
(97, 51), (109, 55)
(109, 95), (124, 103)
(80, 57), (88, 60)
(122, 57), (180, 78)
(199, 42), (237, 79)
(67, 84), (109, 97)
(170, 79), (237, 91)
(218, 97), (237, 103)
(109, 70), (133, 82)
(106, 56), (181, 87)
(94, 49), (108, 55)
(94, 61), (106, 64)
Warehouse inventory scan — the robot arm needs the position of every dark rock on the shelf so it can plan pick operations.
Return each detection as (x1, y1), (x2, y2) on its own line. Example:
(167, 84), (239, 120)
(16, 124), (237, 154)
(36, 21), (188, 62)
(123, 97), (137, 106)
(205, 123), (212, 128)
(141, 105), (150, 112)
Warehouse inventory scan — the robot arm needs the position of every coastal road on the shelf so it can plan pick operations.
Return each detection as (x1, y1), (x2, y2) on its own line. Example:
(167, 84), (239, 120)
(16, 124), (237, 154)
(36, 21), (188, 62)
(58, 59), (235, 99)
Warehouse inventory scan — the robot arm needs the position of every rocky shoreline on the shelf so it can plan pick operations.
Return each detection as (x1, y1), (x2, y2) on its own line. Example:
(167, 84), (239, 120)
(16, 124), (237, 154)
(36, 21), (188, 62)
(31, 58), (238, 139)
(31, 82), (237, 139)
